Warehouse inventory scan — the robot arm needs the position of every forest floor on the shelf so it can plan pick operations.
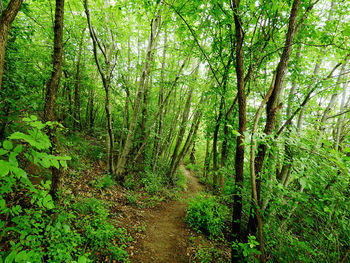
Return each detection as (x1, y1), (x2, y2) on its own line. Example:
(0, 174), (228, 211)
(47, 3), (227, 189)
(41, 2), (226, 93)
(130, 165), (202, 263)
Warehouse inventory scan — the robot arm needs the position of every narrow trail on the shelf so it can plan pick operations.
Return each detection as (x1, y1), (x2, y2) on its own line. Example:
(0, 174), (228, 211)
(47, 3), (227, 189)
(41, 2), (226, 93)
(131, 165), (202, 263)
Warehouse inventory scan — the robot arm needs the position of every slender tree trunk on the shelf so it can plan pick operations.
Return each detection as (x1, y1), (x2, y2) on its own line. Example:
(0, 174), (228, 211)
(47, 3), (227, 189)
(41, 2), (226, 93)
(118, 90), (129, 162)
(190, 140), (196, 165)
(84, 0), (116, 174)
(152, 32), (167, 170)
(220, 98), (237, 190)
(116, 5), (162, 179)
(212, 95), (223, 189)
(173, 96), (203, 173)
(203, 138), (210, 179)
(213, 57), (232, 191)
(138, 73), (151, 165)
(0, 0), (23, 91)
(247, 0), (302, 244)
(104, 78), (114, 173)
(318, 59), (348, 144)
(231, 1), (246, 262)
(43, 0), (65, 201)
(169, 87), (193, 182)
(335, 83), (347, 150)
(73, 28), (85, 131)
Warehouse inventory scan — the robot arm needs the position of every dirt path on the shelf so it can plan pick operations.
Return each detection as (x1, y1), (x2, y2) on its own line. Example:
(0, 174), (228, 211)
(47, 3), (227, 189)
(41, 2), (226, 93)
(131, 165), (202, 263)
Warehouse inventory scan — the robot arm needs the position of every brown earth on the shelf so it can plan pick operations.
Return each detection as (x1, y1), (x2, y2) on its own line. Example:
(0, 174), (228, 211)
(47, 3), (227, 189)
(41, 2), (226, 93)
(130, 165), (202, 263)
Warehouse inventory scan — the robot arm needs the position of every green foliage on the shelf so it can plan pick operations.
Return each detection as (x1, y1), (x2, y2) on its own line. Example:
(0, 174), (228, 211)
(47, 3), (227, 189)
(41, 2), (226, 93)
(186, 163), (202, 172)
(0, 117), (80, 262)
(232, 235), (261, 262)
(185, 193), (229, 238)
(174, 168), (187, 191)
(123, 174), (139, 190)
(73, 198), (132, 262)
(141, 170), (163, 194)
(126, 191), (141, 205)
(89, 174), (114, 190)
(194, 244), (228, 263)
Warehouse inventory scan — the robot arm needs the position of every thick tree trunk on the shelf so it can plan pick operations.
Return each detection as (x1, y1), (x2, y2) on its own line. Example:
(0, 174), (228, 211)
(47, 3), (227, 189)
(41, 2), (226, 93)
(43, 0), (65, 201)
(0, 0), (23, 91)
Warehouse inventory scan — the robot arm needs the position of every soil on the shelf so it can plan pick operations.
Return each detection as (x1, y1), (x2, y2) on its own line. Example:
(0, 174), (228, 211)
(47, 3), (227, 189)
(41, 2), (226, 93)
(130, 165), (202, 263)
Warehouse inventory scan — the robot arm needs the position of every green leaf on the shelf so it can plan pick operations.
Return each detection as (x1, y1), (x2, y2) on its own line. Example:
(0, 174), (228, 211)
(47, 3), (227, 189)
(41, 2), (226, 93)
(0, 160), (10, 177)
(43, 195), (54, 210)
(0, 149), (9, 156)
(3, 140), (13, 150)
(299, 177), (307, 189)
(0, 199), (5, 209)
(5, 250), (17, 263)
(78, 256), (88, 263)
(51, 158), (59, 169)
(15, 250), (28, 262)
(59, 160), (67, 169)
(13, 145), (23, 154)
(30, 115), (38, 121)
(41, 157), (51, 168)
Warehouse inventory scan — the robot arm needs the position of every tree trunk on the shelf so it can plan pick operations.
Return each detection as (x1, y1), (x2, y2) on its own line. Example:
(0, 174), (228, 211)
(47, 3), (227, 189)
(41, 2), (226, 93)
(190, 140), (196, 165)
(173, 96), (203, 174)
(247, 0), (301, 243)
(231, 1), (247, 262)
(104, 78), (114, 173)
(169, 87), (193, 182)
(116, 6), (162, 179)
(152, 32), (167, 170)
(220, 97), (238, 191)
(213, 57), (232, 191)
(73, 28), (85, 131)
(84, 0), (117, 174)
(43, 0), (65, 201)
(203, 138), (210, 179)
(0, 0), (23, 91)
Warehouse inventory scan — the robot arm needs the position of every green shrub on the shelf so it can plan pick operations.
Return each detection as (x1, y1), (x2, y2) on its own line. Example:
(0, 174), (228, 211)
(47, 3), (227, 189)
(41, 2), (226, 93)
(185, 193), (229, 238)
(0, 116), (81, 262)
(194, 244), (228, 263)
(73, 197), (132, 262)
(89, 174), (114, 190)
(141, 171), (163, 193)
(123, 174), (140, 190)
(232, 235), (261, 261)
(126, 191), (141, 205)
(186, 163), (201, 172)
(73, 197), (109, 216)
(174, 168), (187, 191)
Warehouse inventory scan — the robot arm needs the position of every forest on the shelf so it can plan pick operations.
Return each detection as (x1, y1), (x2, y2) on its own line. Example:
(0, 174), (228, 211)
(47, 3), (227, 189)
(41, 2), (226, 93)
(0, 0), (349, 262)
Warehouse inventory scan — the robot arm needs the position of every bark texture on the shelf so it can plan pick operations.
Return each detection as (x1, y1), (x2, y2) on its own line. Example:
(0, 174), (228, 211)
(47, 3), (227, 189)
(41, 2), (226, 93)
(43, 0), (65, 201)
(231, 0), (246, 262)
(0, 0), (23, 91)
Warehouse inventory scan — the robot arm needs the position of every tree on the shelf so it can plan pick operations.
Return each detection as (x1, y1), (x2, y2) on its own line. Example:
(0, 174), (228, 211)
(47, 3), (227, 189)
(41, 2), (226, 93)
(43, 0), (65, 200)
(0, 0), (23, 90)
